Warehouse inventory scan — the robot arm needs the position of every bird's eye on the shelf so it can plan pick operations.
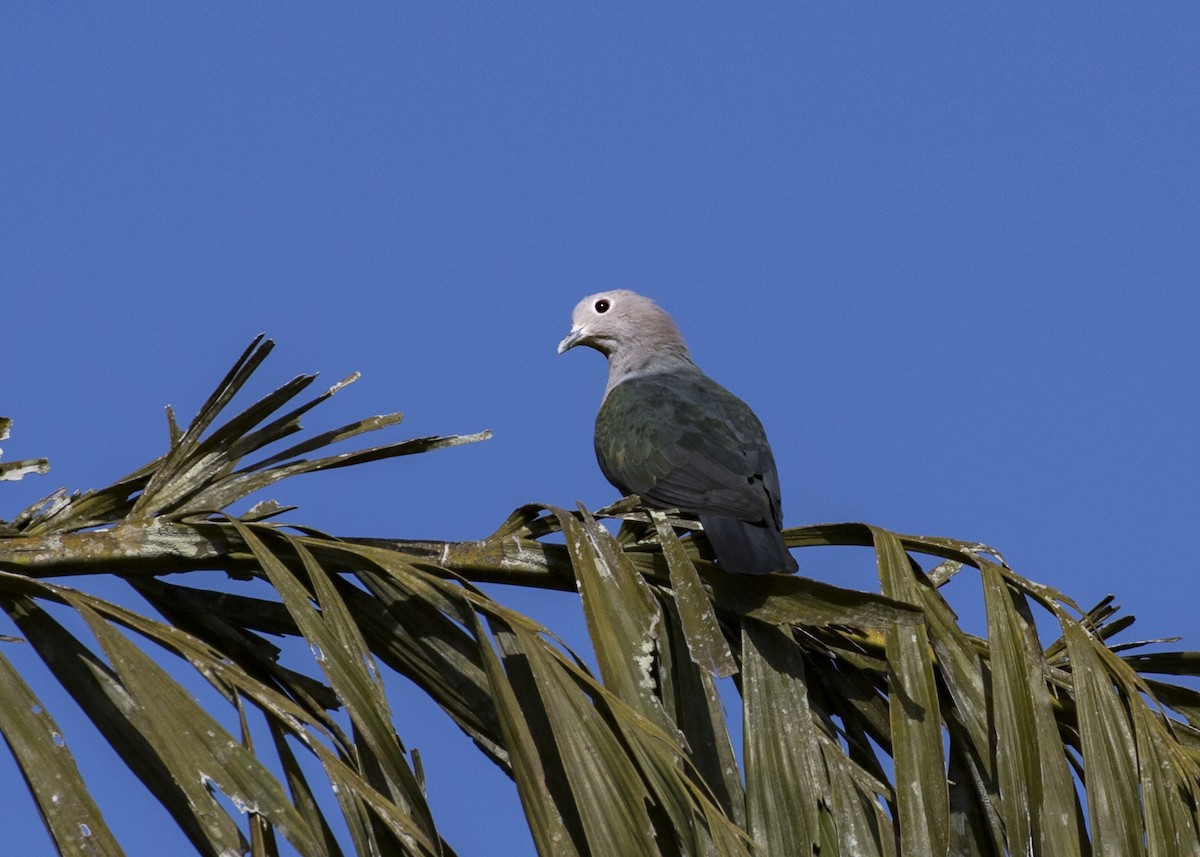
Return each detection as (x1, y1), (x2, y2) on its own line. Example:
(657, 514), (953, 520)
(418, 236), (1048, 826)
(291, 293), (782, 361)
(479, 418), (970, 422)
(594, 299), (610, 314)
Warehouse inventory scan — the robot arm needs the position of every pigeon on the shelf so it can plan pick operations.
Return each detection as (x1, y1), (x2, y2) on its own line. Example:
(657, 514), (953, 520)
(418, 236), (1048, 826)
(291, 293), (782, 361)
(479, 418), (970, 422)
(558, 290), (797, 575)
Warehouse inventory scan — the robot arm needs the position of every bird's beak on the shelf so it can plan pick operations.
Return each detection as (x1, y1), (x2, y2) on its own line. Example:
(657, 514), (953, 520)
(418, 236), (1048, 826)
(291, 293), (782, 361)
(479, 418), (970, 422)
(557, 326), (584, 354)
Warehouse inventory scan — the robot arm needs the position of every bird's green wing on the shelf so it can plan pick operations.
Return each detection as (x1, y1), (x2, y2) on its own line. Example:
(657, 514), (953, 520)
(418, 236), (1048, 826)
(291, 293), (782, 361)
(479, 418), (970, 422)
(595, 371), (778, 522)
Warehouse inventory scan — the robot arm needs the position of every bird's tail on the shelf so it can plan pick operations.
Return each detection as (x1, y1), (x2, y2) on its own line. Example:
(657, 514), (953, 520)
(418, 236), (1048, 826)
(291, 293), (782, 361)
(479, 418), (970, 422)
(698, 515), (798, 575)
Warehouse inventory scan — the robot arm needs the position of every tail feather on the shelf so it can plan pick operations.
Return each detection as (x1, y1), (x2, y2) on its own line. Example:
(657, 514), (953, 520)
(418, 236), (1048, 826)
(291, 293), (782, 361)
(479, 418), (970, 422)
(699, 514), (798, 575)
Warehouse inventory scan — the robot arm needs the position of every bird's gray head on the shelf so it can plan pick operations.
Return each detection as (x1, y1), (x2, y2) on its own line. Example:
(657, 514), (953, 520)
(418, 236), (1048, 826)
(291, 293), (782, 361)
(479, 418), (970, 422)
(558, 290), (695, 392)
(557, 290), (691, 357)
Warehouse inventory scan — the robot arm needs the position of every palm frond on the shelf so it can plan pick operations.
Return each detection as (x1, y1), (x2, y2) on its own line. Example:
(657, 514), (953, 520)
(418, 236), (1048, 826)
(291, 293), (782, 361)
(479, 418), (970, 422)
(2, 338), (1199, 856)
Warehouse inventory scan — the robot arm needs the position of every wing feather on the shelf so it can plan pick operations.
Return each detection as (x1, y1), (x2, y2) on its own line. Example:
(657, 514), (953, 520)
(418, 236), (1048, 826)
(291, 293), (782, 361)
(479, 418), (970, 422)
(595, 371), (782, 523)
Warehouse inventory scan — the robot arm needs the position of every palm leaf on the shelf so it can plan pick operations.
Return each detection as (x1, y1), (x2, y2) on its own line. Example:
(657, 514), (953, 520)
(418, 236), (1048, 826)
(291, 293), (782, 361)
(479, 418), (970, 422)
(3, 338), (1200, 856)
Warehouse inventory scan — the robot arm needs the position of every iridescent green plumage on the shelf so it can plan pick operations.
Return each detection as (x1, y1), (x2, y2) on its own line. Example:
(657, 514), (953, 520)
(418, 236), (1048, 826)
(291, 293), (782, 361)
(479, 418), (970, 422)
(595, 368), (795, 575)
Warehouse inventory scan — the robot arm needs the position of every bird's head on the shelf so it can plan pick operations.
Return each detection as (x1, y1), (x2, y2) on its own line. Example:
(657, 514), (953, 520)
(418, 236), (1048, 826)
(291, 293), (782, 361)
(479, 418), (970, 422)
(557, 290), (689, 360)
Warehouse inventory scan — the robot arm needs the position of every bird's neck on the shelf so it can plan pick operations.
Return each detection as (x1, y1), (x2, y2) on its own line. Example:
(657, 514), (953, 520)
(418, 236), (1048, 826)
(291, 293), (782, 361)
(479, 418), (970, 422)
(603, 344), (697, 398)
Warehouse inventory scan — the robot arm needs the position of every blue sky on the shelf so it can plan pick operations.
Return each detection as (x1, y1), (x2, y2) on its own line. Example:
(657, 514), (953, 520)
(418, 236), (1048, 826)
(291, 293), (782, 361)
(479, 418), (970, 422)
(3, 5), (1198, 855)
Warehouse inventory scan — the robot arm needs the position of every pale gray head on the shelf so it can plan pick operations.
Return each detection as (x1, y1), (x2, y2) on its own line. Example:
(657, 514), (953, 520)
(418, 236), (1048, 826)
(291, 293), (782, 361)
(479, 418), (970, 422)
(557, 290), (695, 391)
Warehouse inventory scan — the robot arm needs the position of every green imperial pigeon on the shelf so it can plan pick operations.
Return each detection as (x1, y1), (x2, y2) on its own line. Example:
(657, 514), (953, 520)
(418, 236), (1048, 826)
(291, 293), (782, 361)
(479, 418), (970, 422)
(558, 290), (798, 575)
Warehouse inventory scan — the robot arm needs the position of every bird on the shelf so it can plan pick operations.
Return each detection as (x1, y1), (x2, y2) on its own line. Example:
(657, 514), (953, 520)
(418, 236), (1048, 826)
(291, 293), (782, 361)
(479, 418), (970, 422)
(557, 290), (798, 575)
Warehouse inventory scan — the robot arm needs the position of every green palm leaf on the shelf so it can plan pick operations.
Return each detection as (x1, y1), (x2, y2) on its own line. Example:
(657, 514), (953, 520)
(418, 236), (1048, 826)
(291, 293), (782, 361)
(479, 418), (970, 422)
(3, 338), (1200, 856)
